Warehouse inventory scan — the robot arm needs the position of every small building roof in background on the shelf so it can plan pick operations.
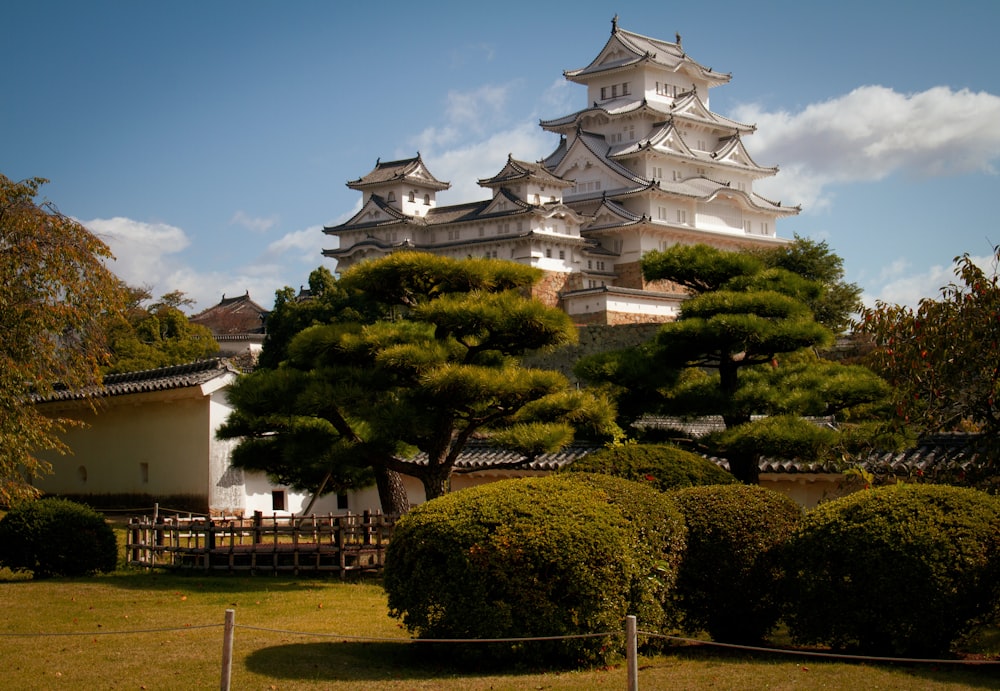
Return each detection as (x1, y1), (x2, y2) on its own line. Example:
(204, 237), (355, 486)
(190, 291), (269, 336)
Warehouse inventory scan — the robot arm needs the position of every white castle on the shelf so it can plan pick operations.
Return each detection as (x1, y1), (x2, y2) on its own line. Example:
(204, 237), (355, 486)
(324, 17), (798, 325)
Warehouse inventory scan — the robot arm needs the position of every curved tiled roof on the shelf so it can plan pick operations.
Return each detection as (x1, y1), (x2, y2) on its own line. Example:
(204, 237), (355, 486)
(407, 441), (600, 472)
(478, 155), (573, 189)
(35, 358), (239, 404)
(540, 90), (754, 136)
(564, 20), (729, 88)
(347, 154), (450, 192)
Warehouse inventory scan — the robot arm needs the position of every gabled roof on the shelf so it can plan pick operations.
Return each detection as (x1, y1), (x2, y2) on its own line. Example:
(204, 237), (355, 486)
(190, 292), (269, 335)
(549, 129), (649, 193)
(478, 154), (574, 190)
(564, 18), (730, 88)
(326, 193), (419, 233)
(347, 154), (450, 192)
(35, 358), (239, 404)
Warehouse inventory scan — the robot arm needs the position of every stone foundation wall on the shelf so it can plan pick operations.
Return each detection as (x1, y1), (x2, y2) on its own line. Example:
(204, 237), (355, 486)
(532, 271), (572, 308)
(523, 322), (663, 379)
(614, 261), (685, 294)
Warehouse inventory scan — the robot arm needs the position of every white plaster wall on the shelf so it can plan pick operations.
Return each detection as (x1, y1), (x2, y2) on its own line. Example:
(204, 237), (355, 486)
(36, 394), (210, 499)
(208, 388), (245, 514)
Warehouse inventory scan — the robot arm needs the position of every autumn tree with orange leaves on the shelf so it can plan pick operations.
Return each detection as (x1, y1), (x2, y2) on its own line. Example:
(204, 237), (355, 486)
(0, 175), (127, 505)
(857, 249), (1000, 469)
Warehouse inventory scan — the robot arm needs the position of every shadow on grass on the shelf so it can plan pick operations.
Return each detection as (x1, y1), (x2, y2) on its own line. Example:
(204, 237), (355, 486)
(653, 643), (1000, 690)
(244, 640), (542, 683)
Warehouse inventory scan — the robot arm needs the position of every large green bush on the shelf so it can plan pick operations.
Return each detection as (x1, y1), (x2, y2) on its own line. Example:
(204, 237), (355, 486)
(568, 443), (737, 491)
(783, 484), (1000, 657)
(383, 475), (686, 667)
(0, 498), (118, 578)
(558, 472), (687, 637)
(671, 484), (803, 643)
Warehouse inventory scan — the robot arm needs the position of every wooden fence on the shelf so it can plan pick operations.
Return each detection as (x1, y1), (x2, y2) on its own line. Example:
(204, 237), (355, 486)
(126, 510), (397, 576)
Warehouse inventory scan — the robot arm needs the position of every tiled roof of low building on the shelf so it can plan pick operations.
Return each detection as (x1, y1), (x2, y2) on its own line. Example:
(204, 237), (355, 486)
(35, 358), (238, 403)
(407, 440), (600, 472)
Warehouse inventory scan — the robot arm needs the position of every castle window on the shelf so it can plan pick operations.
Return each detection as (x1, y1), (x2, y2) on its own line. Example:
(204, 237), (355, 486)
(677, 209), (687, 224)
(558, 250), (565, 260)
(478, 226), (485, 237)
(545, 249), (552, 258)
(424, 194), (430, 205)
(658, 207), (668, 220)
(140, 462), (149, 484)
(272, 490), (286, 512)
(387, 191), (396, 202)
(78, 465), (88, 483)
(408, 191), (415, 202)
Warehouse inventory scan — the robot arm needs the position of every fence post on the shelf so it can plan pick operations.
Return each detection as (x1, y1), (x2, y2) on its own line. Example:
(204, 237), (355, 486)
(625, 615), (638, 691)
(220, 608), (235, 691)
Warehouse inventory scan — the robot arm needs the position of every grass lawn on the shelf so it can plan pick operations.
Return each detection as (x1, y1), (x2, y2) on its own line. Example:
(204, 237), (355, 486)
(1, 568), (998, 690)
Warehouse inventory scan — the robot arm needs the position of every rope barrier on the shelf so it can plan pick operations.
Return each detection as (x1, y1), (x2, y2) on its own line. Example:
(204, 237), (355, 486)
(640, 630), (1000, 666)
(237, 623), (615, 643)
(0, 624), (222, 637)
(1, 619), (996, 667)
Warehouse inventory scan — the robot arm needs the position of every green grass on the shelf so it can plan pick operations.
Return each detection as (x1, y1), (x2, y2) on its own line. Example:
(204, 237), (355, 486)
(0, 569), (998, 690)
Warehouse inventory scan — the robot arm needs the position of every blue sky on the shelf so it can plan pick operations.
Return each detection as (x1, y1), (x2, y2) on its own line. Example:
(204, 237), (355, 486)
(4, 1), (999, 313)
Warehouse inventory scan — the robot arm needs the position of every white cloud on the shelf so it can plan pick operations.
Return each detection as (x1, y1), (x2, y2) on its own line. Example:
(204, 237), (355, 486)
(734, 85), (1000, 210)
(864, 253), (997, 308)
(83, 217), (189, 287)
(230, 210), (279, 233)
(82, 215), (293, 312)
(265, 224), (329, 264)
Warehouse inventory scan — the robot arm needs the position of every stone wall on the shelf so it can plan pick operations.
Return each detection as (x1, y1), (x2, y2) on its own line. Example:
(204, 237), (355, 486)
(523, 322), (662, 379)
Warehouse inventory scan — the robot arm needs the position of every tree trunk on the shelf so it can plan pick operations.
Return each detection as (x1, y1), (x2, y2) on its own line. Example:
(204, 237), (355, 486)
(375, 465), (410, 515)
(728, 453), (760, 485)
(420, 465), (452, 502)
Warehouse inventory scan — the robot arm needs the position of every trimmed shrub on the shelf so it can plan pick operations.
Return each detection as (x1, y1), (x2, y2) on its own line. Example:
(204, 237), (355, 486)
(561, 473), (687, 637)
(671, 484), (803, 643)
(568, 443), (737, 491)
(383, 475), (686, 667)
(0, 498), (118, 578)
(783, 484), (1000, 657)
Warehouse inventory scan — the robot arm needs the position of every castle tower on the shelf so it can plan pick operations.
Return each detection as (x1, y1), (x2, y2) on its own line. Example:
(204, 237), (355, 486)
(323, 19), (798, 325)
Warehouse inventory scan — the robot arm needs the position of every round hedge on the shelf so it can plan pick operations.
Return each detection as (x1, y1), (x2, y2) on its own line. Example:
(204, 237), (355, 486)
(559, 473), (687, 637)
(0, 498), (118, 578)
(383, 475), (686, 667)
(670, 484), (803, 643)
(568, 443), (737, 491)
(783, 484), (1000, 657)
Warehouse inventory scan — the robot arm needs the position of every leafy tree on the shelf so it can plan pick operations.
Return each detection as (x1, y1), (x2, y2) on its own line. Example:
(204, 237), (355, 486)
(857, 249), (1000, 466)
(577, 242), (891, 483)
(755, 234), (863, 333)
(219, 253), (620, 509)
(103, 285), (219, 374)
(0, 175), (127, 505)
(223, 267), (407, 514)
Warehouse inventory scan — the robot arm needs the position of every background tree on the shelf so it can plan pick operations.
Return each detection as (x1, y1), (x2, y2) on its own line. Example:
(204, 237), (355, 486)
(220, 253), (620, 510)
(0, 175), (127, 505)
(755, 235), (863, 333)
(103, 285), (219, 373)
(577, 241), (891, 483)
(857, 249), (1000, 467)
